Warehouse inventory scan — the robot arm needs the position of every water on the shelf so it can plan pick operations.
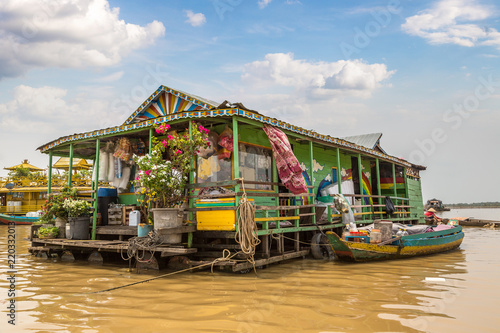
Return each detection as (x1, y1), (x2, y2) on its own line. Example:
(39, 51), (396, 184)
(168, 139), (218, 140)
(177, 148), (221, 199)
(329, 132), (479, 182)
(1, 225), (499, 332)
(439, 207), (500, 221)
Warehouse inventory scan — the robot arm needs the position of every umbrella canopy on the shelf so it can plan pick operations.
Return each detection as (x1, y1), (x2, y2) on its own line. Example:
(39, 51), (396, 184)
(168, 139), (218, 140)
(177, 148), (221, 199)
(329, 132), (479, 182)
(4, 159), (43, 171)
(53, 157), (92, 170)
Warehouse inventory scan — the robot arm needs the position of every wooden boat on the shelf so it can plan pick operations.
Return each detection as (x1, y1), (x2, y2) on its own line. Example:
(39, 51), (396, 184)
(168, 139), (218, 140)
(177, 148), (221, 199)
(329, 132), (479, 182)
(325, 225), (464, 262)
(0, 213), (39, 225)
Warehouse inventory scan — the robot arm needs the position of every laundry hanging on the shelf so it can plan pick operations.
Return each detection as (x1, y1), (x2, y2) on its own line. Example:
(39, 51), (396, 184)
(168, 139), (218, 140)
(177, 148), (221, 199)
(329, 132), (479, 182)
(262, 125), (307, 195)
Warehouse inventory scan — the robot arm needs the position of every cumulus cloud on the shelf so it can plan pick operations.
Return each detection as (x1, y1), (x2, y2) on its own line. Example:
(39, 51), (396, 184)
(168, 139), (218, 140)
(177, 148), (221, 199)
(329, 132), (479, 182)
(242, 52), (394, 96)
(402, 0), (500, 49)
(0, 0), (165, 79)
(184, 10), (206, 27)
(258, 0), (272, 9)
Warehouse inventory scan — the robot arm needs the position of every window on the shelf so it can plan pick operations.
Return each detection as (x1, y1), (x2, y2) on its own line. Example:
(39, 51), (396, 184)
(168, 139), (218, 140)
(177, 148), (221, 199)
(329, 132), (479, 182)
(239, 143), (273, 190)
(196, 155), (232, 183)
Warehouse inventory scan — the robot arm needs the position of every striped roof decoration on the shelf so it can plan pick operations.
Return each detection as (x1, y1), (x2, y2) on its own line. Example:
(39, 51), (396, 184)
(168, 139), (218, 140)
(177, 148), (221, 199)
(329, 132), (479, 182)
(38, 107), (415, 168)
(124, 85), (219, 124)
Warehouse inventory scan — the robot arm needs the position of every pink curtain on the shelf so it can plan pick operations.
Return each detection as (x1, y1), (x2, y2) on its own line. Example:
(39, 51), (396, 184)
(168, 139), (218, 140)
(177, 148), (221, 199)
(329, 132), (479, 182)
(263, 125), (307, 195)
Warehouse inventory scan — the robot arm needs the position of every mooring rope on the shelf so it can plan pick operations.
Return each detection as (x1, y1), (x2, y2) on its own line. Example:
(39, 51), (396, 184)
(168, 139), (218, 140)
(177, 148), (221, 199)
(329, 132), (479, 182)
(120, 230), (163, 263)
(234, 178), (261, 270)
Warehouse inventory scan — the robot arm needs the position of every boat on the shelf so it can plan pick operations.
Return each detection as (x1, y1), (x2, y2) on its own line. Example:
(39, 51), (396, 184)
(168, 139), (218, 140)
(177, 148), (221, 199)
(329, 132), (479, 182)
(0, 213), (39, 225)
(325, 224), (464, 262)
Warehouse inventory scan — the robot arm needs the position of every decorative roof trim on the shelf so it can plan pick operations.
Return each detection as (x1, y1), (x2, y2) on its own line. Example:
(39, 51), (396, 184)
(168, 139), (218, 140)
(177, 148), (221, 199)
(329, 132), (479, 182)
(124, 85), (219, 125)
(39, 108), (413, 167)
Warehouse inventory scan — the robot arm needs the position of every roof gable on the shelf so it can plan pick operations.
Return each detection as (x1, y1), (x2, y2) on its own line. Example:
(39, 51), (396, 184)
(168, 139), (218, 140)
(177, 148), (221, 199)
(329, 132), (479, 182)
(124, 85), (219, 124)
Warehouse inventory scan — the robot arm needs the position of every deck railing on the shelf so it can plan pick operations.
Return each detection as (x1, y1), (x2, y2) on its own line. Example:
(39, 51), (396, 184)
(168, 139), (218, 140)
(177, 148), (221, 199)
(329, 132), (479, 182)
(327, 194), (419, 224)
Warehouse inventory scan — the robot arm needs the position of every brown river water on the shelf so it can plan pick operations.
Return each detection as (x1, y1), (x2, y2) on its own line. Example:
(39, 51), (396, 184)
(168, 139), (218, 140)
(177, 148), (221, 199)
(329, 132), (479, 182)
(1, 225), (499, 333)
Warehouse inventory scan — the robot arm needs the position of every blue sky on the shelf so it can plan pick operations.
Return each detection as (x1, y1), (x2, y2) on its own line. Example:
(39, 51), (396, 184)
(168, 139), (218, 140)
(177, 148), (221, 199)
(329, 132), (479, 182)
(0, 0), (499, 203)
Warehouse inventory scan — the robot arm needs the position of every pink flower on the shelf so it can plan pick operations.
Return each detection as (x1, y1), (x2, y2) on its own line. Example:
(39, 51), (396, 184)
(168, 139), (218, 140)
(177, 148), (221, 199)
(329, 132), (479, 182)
(175, 149), (182, 155)
(145, 170), (151, 176)
(161, 140), (168, 148)
(167, 135), (174, 140)
(136, 176), (141, 181)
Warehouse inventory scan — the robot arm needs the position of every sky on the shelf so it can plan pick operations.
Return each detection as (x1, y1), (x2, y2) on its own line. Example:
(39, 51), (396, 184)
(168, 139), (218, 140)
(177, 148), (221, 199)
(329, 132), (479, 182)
(0, 0), (499, 204)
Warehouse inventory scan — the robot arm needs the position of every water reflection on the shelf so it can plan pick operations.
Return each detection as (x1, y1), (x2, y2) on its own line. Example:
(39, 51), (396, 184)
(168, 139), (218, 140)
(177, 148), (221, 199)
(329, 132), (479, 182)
(1, 226), (498, 333)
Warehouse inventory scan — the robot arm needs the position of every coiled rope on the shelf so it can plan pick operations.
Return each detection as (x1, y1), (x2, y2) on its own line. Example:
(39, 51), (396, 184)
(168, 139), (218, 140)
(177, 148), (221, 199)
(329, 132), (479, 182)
(235, 179), (261, 268)
(120, 230), (163, 263)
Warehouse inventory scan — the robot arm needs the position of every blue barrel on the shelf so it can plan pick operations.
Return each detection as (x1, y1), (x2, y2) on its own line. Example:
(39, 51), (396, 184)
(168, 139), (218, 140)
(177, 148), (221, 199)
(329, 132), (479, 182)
(97, 188), (118, 225)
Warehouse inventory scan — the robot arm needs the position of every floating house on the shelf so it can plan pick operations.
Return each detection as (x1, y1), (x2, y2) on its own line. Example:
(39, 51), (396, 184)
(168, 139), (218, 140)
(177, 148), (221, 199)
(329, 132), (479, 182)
(30, 85), (426, 272)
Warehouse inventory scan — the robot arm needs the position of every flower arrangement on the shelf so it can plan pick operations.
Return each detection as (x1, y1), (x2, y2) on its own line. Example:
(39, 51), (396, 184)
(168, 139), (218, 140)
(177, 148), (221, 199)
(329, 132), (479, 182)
(133, 121), (209, 209)
(63, 198), (91, 217)
(38, 186), (77, 224)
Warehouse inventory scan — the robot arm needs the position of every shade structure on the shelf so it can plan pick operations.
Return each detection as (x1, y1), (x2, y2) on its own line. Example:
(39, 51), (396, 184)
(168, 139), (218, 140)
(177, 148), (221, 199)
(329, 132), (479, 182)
(4, 159), (43, 171)
(53, 157), (92, 170)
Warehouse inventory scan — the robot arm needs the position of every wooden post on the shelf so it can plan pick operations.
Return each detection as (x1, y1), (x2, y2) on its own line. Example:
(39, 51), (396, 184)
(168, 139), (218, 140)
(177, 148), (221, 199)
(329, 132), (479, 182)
(47, 151), (53, 194)
(232, 117), (240, 232)
(309, 141), (316, 224)
(91, 139), (100, 240)
(149, 128), (153, 153)
(68, 143), (74, 187)
(336, 148), (342, 194)
(357, 154), (363, 220)
(187, 121), (194, 248)
(376, 158), (382, 214)
(392, 163), (397, 197)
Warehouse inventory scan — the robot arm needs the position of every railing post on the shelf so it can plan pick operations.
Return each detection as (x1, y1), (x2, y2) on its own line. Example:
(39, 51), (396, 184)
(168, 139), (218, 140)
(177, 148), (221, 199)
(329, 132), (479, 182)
(357, 154), (363, 220)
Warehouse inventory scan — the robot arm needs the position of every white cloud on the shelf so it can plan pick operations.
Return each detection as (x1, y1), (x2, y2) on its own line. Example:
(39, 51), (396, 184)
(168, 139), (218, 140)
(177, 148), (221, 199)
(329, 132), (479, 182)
(242, 53), (394, 95)
(0, 84), (119, 175)
(0, 0), (165, 79)
(258, 0), (272, 9)
(402, 0), (500, 49)
(185, 10), (206, 27)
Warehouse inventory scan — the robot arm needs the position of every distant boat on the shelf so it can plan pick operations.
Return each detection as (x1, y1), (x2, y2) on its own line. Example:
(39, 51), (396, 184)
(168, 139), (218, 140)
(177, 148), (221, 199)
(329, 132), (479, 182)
(0, 213), (39, 225)
(325, 225), (464, 262)
(425, 198), (450, 211)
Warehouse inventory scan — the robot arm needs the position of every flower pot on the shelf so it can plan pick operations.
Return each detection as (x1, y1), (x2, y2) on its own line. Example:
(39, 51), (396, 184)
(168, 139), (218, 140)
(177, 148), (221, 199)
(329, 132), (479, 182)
(54, 217), (67, 238)
(151, 208), (183, 244)
(66, 216), (91, 240)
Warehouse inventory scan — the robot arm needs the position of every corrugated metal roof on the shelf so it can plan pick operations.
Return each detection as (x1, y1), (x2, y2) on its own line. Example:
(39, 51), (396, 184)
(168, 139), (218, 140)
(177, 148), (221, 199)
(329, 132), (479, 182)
(343, 133), (383, 150)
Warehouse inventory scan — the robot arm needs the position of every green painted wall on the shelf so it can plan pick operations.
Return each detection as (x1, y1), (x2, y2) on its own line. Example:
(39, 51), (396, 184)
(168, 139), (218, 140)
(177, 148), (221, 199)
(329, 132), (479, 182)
(407, 177), (425, 224)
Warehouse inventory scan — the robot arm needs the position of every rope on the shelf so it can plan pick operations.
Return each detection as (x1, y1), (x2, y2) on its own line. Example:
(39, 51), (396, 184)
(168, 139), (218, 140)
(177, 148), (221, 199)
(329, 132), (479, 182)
(234, 179), (261, 270)
(120, 230), (163, 263)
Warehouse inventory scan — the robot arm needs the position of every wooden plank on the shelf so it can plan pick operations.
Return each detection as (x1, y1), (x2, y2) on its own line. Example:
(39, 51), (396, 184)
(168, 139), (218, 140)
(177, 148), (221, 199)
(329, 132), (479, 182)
(255, 216), (300, 222)
(95, 226), (138, 235)
(255, 204), (315, 211)
(185, 206), (236, 212)
(156, 225), (196, 235)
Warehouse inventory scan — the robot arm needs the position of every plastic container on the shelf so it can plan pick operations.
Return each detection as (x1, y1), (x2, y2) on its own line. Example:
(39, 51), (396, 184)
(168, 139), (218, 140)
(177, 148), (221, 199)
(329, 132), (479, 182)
(138, 223), (153, 237)
(66, 217), (90, 240)
(370, 230), (382, 243)
(97, 188), (118, 226)
(129, 210), (141, 227)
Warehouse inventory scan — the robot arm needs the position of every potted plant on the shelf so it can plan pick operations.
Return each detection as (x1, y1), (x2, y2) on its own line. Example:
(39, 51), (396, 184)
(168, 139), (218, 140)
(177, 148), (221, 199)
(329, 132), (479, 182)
(38, 186), (77, 238)
(37, 226), (59, 239)
(63, 198), (91, 240)
(133, 122), (209, 242)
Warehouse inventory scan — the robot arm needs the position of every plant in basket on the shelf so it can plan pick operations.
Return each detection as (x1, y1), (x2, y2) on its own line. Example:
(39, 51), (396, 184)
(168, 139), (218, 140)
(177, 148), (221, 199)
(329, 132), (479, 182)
(37, 226), (59, 239)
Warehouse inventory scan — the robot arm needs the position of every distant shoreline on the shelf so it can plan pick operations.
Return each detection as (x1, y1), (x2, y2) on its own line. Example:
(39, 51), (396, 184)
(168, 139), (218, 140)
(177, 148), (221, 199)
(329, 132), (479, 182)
(446, 205), (500, 209)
